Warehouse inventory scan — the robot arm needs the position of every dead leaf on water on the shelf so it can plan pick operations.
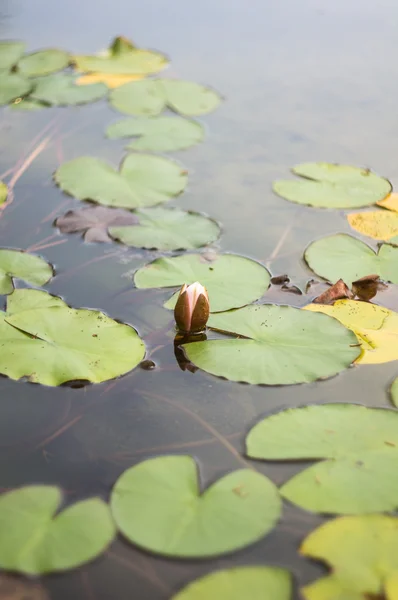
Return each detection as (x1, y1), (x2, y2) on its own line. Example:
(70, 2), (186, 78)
(313, 279), (354, 305)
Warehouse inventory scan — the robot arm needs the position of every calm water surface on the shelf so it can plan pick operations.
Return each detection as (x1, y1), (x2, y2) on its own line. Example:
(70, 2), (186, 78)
(1, 1), (398, 598)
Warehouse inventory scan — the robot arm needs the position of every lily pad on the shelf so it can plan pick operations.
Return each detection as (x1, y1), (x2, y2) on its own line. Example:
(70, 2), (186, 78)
(0, 181), (7, 206)
(301, 514), (398, 598)
(110, 455), (281, 558)
(347, 210), (398, 243)
(183, 305), (359, 385)
(17, 49), (70, 77)
(246, 404), (398, 513)
(31, 74), (107, 106)
(0, 41), (25, 71)
(109, 207), (220, 250)
(172, 567), (292, 600)
(304, 234), (398, 286)
(302, 576), (369, 600)
(273, 163), (392, 208)
(9, 98), (47, 111)
(390, 377), (398, 408)
(76, 72), (143, 88)
(54, 154), (187, 208)
(0, 73), (32, 105)
(134, 253), (271, 312)
(0, 485), (115, 575)
(106, 116), (204, 152)
(55, 206), (139, 243)
(304, 300), (398, 365)
(109, 79), (222, 117)
(0, 288), (145, 386)
(0, 248), (53, 295)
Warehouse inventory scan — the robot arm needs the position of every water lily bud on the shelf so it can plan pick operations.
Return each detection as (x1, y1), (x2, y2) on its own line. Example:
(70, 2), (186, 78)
(174, 282), (210, 334)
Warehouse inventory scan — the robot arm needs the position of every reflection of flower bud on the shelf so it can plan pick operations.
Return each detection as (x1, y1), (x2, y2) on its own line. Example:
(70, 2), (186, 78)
(174, 282), (210, 334)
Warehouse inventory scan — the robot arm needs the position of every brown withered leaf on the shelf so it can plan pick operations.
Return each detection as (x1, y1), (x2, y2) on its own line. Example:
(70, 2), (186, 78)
(271, 274), (290, 285)
(313, 279), (354, 305)
(352, 274), (388, 302)
(55, 206), (138, 243)
(0, 573), (49, 600)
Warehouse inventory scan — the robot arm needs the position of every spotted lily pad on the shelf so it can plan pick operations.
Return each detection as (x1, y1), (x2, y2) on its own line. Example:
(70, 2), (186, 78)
(17, 49), (70, 76)
(109, 207), (220, 250)
(55, 206), (139, 242)
(183, 305), (359, 385)
(31, 74), (107, 106)
(172, 567), (292, 600)
(301, 515), (398, 598)
(106, 116), (204, 152)
(247, 404), (398, 513)
(273, 163), (392, 208)
(0, 248), (53, 295)
(0, 73), (32, 105)
(0, 182), (7, 206)
(0, 41), (25, 71)
(304, 234), (398, 286)
(134, 253), (270, 312)
(0, 288), (145, 386)
(54, 154), (187, 208)
(110, 455), (281, 558)
(0, 485), (115, 574)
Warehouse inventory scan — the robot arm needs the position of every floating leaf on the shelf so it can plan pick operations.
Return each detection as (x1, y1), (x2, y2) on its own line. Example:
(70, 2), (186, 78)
(347, 210), (398, 243)
(273, 163), (391, 208)
(74, 43), (167, 75)
(109, 207), (220, 250)
(17, 49), (70, 76)
(377, 192), (398, 211)
(109, 79), (222, 117)
(0, 41), (25, 71)
(54, 154), (187, 208)
(0, 181), (7, 206)
(391, 377), (398, 408)
(76, 72), (143, 88)
(31, 74), (107, 106)
(304, 234), (398, 286)
(302, 576), (368, 600)
(0, 73), (32, 105)
(172, 567), (292, 600)
(111, 455), (281, 558)
(55, 206), (139, 243)
(247, 404), (398, 513)
(313, 279), (353, 304)
(0, 288), (145, 386)
(0, 485), (115, 574)
(10, 98), (47, 111)
(183, 305), (359, 385)
(301, 514), (398, 598)
(304, 299), (398, 364)
(106, 116), (204, 152)
(0, 248), (53, 295)
(134, 253), (270, 312)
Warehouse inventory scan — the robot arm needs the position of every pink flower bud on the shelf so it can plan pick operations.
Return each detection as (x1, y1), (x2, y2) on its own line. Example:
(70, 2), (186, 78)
(174, 282), (210, 334)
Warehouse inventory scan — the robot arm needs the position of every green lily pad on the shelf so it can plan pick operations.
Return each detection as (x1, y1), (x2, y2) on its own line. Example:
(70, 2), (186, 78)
(17, 49), (70, 77)
(172, 567), (292, 600)
(106, 116), (204, 152)
(0, 248), (53, 295)
(0, 288), (145, 386)
(111, 455), (281, 558)
(109, 207), (220, 250)
(304, 234), (398, 286)
(54, 154), (187, 208)
(246, 404), (398, 513)
(183, 305), (359, 385)
(0, 182), (7, 206)
(134, 253), (270, 312)
(74, 47), (167, 75)
(31, 74), (107, 106)
(300, 514), (398, 598)
(109, 78), (222, 117)
(0, 41), (25, 71)
(0, 485), (115, 575)
(390, 377), (398, 408)
(0, 73), (32, 105)
(273, 163), (392, 208)
(9, 98), (47, 111)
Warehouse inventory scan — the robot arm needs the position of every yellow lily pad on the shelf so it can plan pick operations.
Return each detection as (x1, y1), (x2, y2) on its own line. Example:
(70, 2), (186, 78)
(377, 192), (398, 211)
(303, 299), (398, 364)
(76, 72), (144, 89)
(348, 193), (398, 242)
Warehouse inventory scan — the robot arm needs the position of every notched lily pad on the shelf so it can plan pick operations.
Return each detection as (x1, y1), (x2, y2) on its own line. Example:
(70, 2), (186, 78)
(109, 207), (220, 250)
(17, 49), (70, 77)
(0, 73), (32, 105)
(134, 253), (271, 312)
(183, 305), (359, 385)
(0, 485), (115, 574)
(246, 403), (398, 513)
(273, 163), (392, 209)
(110, 455), (281, 558)
(31, 73), (107, 106)
(54, 154), (187, 208)
(55, 206), (139, 242)
(0, 248), (53, 295)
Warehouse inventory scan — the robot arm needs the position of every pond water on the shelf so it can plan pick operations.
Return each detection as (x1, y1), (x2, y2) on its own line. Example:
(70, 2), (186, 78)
(1, 0), (398, 598)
